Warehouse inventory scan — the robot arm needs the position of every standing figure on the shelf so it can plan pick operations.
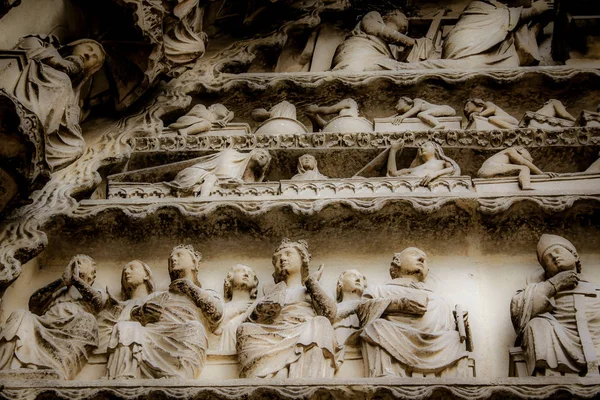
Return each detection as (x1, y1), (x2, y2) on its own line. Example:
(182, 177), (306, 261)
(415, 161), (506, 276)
(464, 98), (519, 129)
(291, 154), (329, 181)
(391, 97), (457, 130)
(213, 264), (259, 353)
(105, 245), (223, 379)
(511, 234), (600, 376)
(237, 239), (341, 378)
(332, 10), (418, 72)
(359, 248), (469, 377)
(168, 104), (234, 135)
(334, 269), (367, 347)
(165, 149), (272, 197)
(477, 147), (558, 190)
(0, 255), (104, 379)
(387, 141), (461, 186)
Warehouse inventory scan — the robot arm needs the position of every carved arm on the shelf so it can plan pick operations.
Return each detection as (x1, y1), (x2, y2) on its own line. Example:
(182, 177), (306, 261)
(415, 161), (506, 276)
(507, 149), (544, 175)
(305, 275), (337, 322)
(384, 291), (428, 316)
(71, 274), (105, 314)
(170, 279), (224, 324)
(28, 278), (65, 316)
(361, 11), (416, 47)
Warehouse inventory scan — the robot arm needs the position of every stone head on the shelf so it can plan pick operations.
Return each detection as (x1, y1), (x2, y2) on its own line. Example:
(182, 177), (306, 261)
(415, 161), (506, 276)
(384, 10), (409, 33)
(121, 260), (155, 300)
(224, 264), (259, 301)
(390, 247), (429, 282)
(418, 141), (437, 161)
(168, 244), (202, 284)
(395, 96), (413, 114)
(272, 238), (311, 284)
(464, 98), (485, 118)
(69, 39), (105, 74)
(537, 234), (581, 278)
(299, 154), (317, 171)
(336, 269), (367, 302)
(209, 103), (230, 120)
(67, 254), (97, 285)
(251, 149), (272, 169)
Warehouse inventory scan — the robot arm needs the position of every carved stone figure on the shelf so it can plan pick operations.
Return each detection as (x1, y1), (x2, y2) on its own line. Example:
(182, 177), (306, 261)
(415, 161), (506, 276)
(0, 35), (105, 171)
(237, 239), (340, 378)
(291, 154), (329, 181)
(165, 148), (272, 197)
(585, 152), (600, 174)
(0, 255), (104, 379)
(464, 98), (519, 130)
(477, 147), (558, 190)
(511, 234), (600, 376)
(305, 98), (373, 132)
(252, 101), (308, 134)
(334, 269), (367, 347)
(387, 141), (461, 186)
(213, 264), (259, 353)
(521, 99), (577, 130)
(578, 105), (600, 128)
(359, 248), (469, 377)
(105, 245), (223, 379)
(168, 104), (234, 135)
(331, 10), (418, 72)
(390, 97), (457, 130)
(95, 260), (156, 374)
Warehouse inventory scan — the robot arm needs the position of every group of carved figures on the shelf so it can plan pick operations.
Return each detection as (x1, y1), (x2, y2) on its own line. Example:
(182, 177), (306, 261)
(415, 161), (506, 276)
(0, 234), (598, 380)
(165, 98), (597, 137)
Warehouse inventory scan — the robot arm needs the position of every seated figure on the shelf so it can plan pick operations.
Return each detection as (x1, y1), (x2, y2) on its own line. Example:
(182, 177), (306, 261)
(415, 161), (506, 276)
(0, 255), (104, 379)
(291, 154), (329, 181)
(511, 234), (600, 376)
(213, 264), (259, 353)
(168, 104), (234, 135)
(237, 239), (341, 378)
(387, 140), (461, 186)
(305, 98), (372, 132)
(334, 269), (367, 347)
(165, 148), (272, 197)
(1, 35), (105, 171)
(464, 98), (519, 130)
(391, 97), (457, 130)
(477, 146), (558, 190)
(106, 245), (223, 379)
(359, 248), (469, 377)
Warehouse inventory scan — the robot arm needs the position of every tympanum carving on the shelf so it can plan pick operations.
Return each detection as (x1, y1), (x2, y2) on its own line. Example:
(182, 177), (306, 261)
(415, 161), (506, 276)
(306, 98), (373, 132)
(464, 99), (519, 130)
(168, 104), (235, 135)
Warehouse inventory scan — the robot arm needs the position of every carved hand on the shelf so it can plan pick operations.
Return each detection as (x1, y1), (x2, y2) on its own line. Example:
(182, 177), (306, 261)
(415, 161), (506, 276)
(548, 270), (579, 292)
(532, 0), (552, 13)
(61, 265), (73, 286)
(419, 174), (435, 186)
(306, 104), (319, 114)
(390, 140), (404, 151)
(392, 117), (404, 125)
(545, 172), (559, 178)
(305, 264), (324, 286)
(216, 120), (227, 128)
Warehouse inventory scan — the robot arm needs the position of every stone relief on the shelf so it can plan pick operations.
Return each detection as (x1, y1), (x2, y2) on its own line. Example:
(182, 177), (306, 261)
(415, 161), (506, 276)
(212, 264), (258, 353)
(252, 101), (309, 135)
(306, 98), (373, 133)
(511, 234), (600, 377)
(291, 154), (329, 181)
(166, 148), (272, 197)
(0, 255), (104, 379)
(167, 103), (236, 135)
(334, 269), (366, 347)
(0, 35), (105, 172)
(477, 147), (558, 190)
(359, 248), (471, 378)
(521, 99), (578, 130)
(237, 239), (341, 378)
(106, 245), (223, 379)
(464, 99), (519, 130)
(374, 98), (460, 132)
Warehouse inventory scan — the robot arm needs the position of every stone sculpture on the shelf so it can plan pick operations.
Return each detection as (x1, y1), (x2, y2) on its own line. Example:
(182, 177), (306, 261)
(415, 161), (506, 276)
(585, 152), (600, 174)
(334, 269), (367, 347)
(387, 140), (461, 186)
(0, 255), (104, 379)
(579, 105), (600, 127)
(391, 97), (457, 130)
(252, 101), (308, 135)
(535, 99), (577, 121)
(237, 239), (340, 378)
(305, 98), (373, 132)
(477, 147), (558, 190)
(165, 148), (272, 197)
(463, 98), (519, 130)
(359, 248), (469, 377)
(521, 99), (577, 130)
(213, 264), (259, 353)
(97, 260), (157, 378)
(511, 234), (600, 376)
(291, 154), (329, 181)
(105, 245), (223, 379)
(331, 10), (417, 72)
(168, 104), (234, 135)
(0, 35), (105, 171)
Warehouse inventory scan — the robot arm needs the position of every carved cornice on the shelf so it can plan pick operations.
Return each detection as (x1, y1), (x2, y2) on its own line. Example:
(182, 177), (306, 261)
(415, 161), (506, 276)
(1, 378), (599, 400)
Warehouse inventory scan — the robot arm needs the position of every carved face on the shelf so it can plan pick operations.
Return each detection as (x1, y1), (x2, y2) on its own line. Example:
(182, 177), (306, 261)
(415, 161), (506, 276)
(231, 264), (258, 291)
(71, 42), (104, 72)
(123, 260), (147, 290)
(541, 245), (578, 277)
(340, 270), (366, 296)
(392, 248), (428, 281)
(418, 142), (436, 161)
(251, 150), (271, 168)
(299, 154), (317, 171)
(464, 101), (483, 117)
(273, 245), (303, 280)
(77, 258), (97, 285)
(395, 98), (411, 113)
(168, 248), (196, 280)
(385, 10), (408, 32)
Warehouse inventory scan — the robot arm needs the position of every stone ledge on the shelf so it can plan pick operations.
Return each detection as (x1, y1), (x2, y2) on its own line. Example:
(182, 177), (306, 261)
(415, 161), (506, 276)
(1, 378), (600, 400)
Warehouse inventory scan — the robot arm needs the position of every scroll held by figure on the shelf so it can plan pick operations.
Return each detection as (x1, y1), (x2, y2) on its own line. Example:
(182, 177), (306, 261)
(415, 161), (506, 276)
(511, 234), (600, 377)
(0, 255), (105, 379)
(165, 149), (272, 197)
(359, 248), (470, 378)
(236, 239), (341, 378)
(0, 35), (105, 171)
(105, 245), (223, 379)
